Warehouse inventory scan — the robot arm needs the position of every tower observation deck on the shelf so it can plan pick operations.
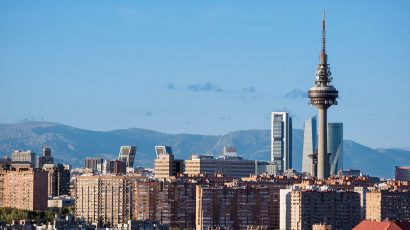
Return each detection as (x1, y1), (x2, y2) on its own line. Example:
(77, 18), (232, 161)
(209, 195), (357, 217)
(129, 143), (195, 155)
(308, 12), (339, 179)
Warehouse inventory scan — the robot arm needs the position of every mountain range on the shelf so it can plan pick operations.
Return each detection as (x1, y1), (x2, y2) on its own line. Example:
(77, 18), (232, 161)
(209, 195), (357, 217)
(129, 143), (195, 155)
(0, 121), (409, 178)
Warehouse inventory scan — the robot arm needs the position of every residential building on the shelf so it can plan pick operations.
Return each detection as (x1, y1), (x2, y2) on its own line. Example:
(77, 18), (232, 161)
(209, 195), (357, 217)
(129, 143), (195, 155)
(328, 123), (343, 175)
(0, 168), (48, 211)
(271, 112), (292, 175)
(290, 190), (361, 230)
(43, 163), (71, 196)
(74, 175), (140, 227)
(366, 190), (410, 221)
(196, 184), (283, 230)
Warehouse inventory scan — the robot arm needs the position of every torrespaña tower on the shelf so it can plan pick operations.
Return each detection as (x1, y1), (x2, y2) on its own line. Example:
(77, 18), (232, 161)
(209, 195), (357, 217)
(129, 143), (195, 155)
(308, 12), (339, 180)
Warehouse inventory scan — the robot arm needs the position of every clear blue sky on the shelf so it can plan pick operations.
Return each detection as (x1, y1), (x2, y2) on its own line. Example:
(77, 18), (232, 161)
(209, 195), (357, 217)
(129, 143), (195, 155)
(1, 1), (409, 148)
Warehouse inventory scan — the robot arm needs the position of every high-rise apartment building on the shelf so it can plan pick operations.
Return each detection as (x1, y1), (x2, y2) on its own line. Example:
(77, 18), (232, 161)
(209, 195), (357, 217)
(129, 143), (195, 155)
(42, 163), (70, 196)
(271, 112), (292, 175)
(366, 190), (410, 221)
(328, 123), (343, 175)
(290, 190), (361, 230)
(74, 175), (137, 227)
(118, 146), (137, 168)
(302, 116), (317, 174)
(196, 184), (282, 230)
(11, 150), (36, 165)
(36, 146), (54, 169)
(0, 168), (48, 211)
(185, 154), (255, 178)
(154, 146), (184, 179)
(395, 166), (410, 181)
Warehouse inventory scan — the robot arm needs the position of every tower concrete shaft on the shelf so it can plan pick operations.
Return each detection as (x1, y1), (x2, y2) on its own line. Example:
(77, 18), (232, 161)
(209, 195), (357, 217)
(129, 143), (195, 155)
(307, 12), (338, 179)
(318, 108), (328, 179)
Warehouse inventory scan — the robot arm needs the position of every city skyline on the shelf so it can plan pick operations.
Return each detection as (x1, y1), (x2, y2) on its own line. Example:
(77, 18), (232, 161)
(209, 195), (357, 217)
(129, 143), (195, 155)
(1, 1), (410, 149)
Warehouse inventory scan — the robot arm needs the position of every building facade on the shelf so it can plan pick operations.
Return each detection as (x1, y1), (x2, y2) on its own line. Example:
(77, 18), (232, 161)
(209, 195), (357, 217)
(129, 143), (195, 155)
(11, 150), (36, 165)
(185, 154), (255, 178)
(84, 157), (104, 172)
(290, 190), (361, 230)
(271, 112), (292, 175)
(366, 190), (410, 221)
(328, 123), (343, 175)
(196, 184), (283, 230)
(36, 146), (54, 169)
(395, 166), (410, 181)
(74, 175), (139, 226)
(43, 163), (71, 196)
(154, 146), (183, 179)
(0, 168), (48, 211)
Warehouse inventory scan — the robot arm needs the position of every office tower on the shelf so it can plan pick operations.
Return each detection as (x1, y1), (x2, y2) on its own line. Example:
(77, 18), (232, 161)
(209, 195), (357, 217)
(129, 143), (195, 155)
(271, 112), (292, 175)
(328, 123), (343, 175)
(154, 146), (184, 179)
(290, 190), (361, 230)
(307, 13), (339, 179)
(42, 163), (71, 196)
(395, 166), (410, 181)
(36, 146), (54, 168)
(302, 116), (317, 174)
(0, 168), (48, 211)
(11, 150), (36, 165)
(185, 154), (256, 178)
(118, 146), (137, 168)
(106, 159), (127, 175)
(366, 190), (410, 221)
(84, 157), (104, 171)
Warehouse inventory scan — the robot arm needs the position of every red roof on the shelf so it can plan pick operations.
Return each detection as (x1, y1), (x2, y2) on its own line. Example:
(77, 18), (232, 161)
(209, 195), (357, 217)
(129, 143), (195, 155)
(353, 220), (410, 230)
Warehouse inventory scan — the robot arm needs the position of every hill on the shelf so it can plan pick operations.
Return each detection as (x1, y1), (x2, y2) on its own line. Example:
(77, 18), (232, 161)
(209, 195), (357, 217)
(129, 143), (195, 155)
(0, 121), (409, 178)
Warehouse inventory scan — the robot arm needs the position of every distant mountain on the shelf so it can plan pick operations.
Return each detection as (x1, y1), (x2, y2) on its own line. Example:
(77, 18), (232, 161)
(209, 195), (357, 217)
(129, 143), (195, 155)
(0, 121), (409, 178)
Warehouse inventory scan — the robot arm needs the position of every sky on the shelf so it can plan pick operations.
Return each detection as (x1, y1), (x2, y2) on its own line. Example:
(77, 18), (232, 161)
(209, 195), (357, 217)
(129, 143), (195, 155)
(0, 1), (409, 148)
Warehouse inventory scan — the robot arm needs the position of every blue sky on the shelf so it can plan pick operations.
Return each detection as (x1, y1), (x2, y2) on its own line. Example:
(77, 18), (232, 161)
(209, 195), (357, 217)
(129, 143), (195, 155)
(0, 1), (409, 148)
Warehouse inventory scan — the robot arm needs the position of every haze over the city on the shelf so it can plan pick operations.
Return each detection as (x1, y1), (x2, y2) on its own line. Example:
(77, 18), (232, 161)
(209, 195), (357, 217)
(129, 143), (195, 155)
(1, 1), (409, 149)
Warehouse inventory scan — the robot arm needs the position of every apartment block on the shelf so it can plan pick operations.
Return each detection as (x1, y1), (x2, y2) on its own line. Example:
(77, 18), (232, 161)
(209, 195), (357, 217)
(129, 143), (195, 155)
(290, 190), (361, 230)
(366, 190), (410, 221)
(0, 168), (48, 211)
(196, 184), (282, 230)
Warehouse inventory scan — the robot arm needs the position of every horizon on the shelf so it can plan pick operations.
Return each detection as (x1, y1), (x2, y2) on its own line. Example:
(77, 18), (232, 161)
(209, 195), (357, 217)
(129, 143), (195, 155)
(1, 1), (410, 149)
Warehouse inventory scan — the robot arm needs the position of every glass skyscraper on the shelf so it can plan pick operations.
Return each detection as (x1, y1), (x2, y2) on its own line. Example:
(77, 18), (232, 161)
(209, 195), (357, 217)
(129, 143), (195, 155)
(271, 112), (292, 175)
(328, 123), (343, 175)
(302, 116), (317, 173)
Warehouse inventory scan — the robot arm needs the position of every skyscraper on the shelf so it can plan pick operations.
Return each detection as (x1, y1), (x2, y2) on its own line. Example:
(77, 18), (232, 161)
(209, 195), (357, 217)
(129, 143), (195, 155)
(118, 145), (137, 168)
(328, 123), (343, 175)
(271, 112), (292, 175)
(307, 13), (339, 179)
(302, 116), (317, 173)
